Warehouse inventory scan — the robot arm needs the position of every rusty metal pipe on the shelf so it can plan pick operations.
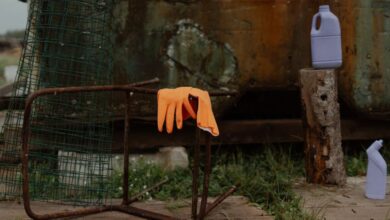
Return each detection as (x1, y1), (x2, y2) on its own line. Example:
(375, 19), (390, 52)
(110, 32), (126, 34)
(126, 177), (169, 204)
(21, 96), (32, 219)
(24, 78), (159, 103)
(198, 133), (211, 220)
(21, 204), (111, 220)
(18, 204), (181, 220)
(122, 92), (131, 205)
(191, 128), (201, 219)
(204, 184), (240, 216)
(24, 79), (236, 105)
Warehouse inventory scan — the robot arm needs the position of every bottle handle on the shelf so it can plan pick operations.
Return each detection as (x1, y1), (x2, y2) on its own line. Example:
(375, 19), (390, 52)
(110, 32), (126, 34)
(311, 13), (321, 33)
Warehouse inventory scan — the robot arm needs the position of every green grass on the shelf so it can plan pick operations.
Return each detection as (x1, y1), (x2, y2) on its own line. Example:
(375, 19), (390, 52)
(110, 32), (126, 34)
(110, 146), (315, 220)
(345, 153), (367, 176)
(209, 148), (312, 220)
(7, 141), (385, 219)
(344, 140), (390, 176)
(113, 141), (389, 219)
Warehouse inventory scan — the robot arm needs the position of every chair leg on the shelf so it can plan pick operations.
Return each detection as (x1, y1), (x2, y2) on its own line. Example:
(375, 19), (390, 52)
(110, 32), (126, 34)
(122, 92), (131, 205)
(191, 129), (201, 219)
(198, 133), (211, 220)
(203, 184), (239, 216)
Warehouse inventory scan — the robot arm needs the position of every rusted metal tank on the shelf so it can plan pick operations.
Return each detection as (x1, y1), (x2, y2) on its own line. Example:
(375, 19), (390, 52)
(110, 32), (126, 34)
(110, 0), (390, 119)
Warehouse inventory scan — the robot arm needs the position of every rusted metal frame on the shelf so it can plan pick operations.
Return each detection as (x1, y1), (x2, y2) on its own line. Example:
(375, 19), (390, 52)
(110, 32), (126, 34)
(24, 78), (160, 101)
(198, 133), (211, 220)
(22, 81), (236, 219)
(2, 83), (236, 110)
(22, 116), (178, 218)
(122, 93), (170, 206)
(21, 79), (178, 220)
(127, 177), (170, 204)
(21, 87), (108, 220)
(191, 128), (201, 219)
(21, 205), (111, 220)
(17, 204), (178, 220)
(204, 184), (239, 216)
(196, 133), (239, 219)
(122, 91), (130, 205)
(23, 80), (236, 100)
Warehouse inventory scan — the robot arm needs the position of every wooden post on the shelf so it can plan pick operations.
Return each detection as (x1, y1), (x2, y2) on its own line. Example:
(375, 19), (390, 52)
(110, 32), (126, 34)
(299, 68), (346, 185)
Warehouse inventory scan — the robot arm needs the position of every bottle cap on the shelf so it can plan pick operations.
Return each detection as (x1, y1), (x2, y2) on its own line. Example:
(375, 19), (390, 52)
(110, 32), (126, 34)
(319, 5), (330, 12)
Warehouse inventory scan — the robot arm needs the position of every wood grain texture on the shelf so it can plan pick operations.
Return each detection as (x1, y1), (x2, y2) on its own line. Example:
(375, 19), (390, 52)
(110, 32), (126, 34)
(299, 69), (346, 185)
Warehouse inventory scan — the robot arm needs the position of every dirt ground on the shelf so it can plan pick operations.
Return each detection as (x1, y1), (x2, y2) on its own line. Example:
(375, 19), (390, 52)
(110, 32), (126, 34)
(294, 176), (390, 220)
(0, 196), (273, 220)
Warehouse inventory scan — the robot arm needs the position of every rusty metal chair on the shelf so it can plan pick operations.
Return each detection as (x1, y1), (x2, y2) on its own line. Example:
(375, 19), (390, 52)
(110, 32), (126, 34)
(21, 78), (238, 220)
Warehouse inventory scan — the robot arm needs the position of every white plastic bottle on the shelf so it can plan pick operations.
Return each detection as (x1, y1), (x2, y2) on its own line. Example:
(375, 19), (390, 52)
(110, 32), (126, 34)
(365, 139), (387, 200)
(311, 5), (342, 69)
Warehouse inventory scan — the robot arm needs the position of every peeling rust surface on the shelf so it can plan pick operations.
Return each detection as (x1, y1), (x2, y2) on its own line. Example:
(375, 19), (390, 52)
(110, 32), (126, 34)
(338, 0), (390, 118)
(109, 0), (390, 118)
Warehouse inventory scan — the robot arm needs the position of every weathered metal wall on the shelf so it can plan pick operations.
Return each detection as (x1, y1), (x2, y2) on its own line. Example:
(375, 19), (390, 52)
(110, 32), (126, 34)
(339, 0), (390, 118)
(111, 0), (390, 119)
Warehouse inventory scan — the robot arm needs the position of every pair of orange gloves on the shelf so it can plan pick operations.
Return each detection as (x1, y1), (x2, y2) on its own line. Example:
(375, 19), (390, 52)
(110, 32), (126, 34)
(157, 87), (219, 136)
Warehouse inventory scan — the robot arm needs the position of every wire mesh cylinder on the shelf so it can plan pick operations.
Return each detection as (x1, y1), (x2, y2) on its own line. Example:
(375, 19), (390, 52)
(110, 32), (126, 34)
(0, 0), (114, 206)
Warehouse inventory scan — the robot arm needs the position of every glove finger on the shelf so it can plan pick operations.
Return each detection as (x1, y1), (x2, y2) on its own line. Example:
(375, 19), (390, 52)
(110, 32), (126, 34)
(200, 92), (212, 123)
(196, 99), (207, 128)
(157, 98), (168, 132)
(166, 103), (176, 134)
(208, 108), (219, 136)
(204, 94), (219, 136)
(176, 100), (183, 129)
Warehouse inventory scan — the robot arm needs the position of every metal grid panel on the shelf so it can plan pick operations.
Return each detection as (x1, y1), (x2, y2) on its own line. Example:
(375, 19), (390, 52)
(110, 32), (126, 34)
(0, 0), (114, 206)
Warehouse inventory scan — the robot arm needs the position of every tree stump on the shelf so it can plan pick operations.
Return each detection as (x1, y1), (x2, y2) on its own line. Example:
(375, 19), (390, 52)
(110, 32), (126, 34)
(299, 68), (346, 185)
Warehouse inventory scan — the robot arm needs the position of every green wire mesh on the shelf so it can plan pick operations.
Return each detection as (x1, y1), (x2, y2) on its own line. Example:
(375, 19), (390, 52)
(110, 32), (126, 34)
(0, 0), (114, 206)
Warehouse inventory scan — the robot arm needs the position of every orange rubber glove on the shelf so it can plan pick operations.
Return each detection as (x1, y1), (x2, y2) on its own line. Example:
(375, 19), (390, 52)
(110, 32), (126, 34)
(157, 87), (196, 134)
(185, 88), (219, 136)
